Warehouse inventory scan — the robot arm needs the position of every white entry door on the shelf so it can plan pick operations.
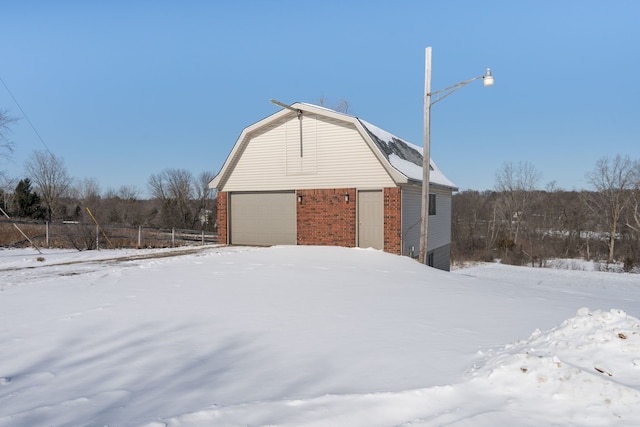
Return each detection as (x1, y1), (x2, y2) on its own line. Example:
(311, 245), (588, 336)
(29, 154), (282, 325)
(358, 190), (383, 249)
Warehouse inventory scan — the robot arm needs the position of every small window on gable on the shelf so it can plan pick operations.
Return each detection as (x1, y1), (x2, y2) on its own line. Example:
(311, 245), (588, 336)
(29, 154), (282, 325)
(428, 193), (436, 216)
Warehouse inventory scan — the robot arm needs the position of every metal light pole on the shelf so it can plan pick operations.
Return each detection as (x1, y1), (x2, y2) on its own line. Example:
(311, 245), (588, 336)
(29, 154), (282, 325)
(419, 47), (494, 265)
(419, 47), (432, 266)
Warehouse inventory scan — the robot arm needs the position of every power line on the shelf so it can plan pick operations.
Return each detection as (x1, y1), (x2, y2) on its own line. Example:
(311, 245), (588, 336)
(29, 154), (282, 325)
(0, 76), (55, 156)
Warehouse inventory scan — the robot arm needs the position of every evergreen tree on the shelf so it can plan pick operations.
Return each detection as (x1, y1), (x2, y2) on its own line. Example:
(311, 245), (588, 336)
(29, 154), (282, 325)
(14, 178), (44, 219)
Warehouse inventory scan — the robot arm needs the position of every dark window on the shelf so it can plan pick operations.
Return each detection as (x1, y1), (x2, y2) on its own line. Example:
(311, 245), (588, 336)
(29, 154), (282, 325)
(428, 193), (436, 216)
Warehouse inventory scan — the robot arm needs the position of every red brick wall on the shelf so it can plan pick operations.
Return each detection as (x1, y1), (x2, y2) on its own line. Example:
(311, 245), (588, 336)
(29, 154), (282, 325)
(217, 191), (228, 244)
(297, 188), (356, 247)
(384, 187), (402, 255)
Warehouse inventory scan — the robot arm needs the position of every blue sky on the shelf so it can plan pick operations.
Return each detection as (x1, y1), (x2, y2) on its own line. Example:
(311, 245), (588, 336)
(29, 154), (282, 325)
(1, 1), (639, 197)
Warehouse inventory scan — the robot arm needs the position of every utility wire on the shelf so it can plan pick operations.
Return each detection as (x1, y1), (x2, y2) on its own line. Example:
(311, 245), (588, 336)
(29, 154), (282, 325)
(0, 76), (54, 156)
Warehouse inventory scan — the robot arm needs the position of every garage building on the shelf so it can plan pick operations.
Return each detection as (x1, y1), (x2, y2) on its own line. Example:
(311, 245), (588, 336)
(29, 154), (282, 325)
(209, 102), (457, 270)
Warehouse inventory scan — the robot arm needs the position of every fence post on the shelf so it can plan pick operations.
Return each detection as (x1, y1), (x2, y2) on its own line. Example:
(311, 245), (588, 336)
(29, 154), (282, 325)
(46, 221), (50, 248)
(96, 224), (99, 250)
(138, 225), (142, 248)
(172, 227), (175, 247)
(86, 207), (114, 249)
(201, 230), (204, 245)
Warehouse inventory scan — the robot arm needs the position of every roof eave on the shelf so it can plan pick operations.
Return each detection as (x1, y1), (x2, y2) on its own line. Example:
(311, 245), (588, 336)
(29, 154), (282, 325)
(403, 179), (459, 192)
(431, 182), (459, 192)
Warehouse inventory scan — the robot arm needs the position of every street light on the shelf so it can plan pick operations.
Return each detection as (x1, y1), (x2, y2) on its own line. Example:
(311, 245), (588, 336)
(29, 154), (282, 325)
(419, 47), (494, 265)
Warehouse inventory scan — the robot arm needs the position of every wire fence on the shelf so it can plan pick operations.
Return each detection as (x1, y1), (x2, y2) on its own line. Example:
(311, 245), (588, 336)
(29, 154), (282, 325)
(0, 218), (218, 250)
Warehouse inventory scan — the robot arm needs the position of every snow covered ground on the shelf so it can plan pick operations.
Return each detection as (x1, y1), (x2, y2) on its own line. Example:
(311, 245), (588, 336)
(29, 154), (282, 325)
(0, 245), (639, 426)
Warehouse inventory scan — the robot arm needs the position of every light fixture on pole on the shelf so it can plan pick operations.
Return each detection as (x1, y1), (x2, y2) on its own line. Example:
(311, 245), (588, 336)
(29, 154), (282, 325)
(419, 47), (494, 265)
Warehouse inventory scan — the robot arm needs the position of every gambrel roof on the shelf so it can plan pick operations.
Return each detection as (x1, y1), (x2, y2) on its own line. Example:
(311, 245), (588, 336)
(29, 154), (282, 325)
(210, 102), (458, 191)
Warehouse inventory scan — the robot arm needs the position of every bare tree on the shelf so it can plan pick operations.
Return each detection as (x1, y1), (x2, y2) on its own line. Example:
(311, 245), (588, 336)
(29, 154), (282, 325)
(25, 150), (72, 221)
(75, 177), (101, 202)
(584, 155), (636, 263)
(68, 177), (102, 223)
(554, 190), (589, 258)
(484, 193), (502, 254)
(1, 176), (17, 213)
(148, 169), (195, 228)
(194, 171), (216, 229)
(0, 110), (17, 178)
(626, 161), (640, 233)
(452, 190), (492, 260)
(494, 161), (541, 246)
(117, 185), (139, 201)
(147, 169), (218, 229)
(99, 185), (144, 226)
(116, 185), (145, 226)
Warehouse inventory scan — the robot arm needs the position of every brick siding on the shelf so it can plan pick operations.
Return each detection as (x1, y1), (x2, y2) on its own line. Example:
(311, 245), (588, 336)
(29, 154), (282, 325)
(383, 187), (402, 255)
(217, 191), (228, 244)
(297, 188), (356, 247)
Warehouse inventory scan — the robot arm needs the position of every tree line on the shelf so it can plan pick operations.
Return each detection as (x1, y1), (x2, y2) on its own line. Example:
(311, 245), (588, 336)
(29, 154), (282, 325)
(452, 156), (640, 271)
(1, 149), (217, 232)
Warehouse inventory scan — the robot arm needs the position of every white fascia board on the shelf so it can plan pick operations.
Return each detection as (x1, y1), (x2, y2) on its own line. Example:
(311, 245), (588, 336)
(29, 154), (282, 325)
(431, 182), (459, 192)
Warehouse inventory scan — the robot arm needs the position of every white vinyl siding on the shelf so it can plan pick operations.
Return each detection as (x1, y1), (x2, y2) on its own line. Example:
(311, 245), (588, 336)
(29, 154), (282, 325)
(285, 116), (317, 175)
(223, 114), (396, 191)
(402, 185), (452, 257)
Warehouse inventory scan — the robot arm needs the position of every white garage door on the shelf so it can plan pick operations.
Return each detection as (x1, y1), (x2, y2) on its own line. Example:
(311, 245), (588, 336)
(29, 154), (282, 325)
(229, 192), (296, 246)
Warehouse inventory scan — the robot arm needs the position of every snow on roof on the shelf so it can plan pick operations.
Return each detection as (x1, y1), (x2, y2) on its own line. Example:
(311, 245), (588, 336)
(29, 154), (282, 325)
(358, 119), (457, 189)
